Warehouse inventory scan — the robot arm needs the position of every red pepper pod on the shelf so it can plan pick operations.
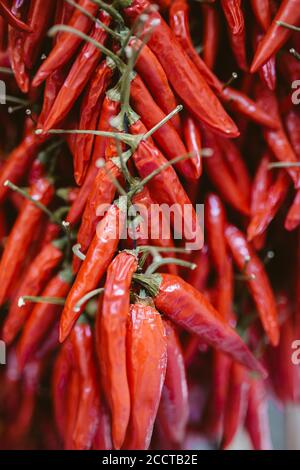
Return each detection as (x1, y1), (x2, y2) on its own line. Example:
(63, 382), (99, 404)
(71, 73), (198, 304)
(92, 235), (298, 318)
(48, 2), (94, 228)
(205, 193), (228, 275)
(124, 0), (239, 138)
(0, 0), (32, 33)
(245, 378), (272, 450)
(64, 368), (80, 450)
(38, 65), (70, 128)
(209, 351), (231, 436)
(71, 321), (101, 450)
(182, 114), (202, 179)
(2, 240), (63, 344)
(201, 2), (220, 70)
(250, 0), (271, 32)
(251, 0), (300, 73)
(60, 202), (126, 342)
(0, 177), (54, 307)
(8, 0), (29, 93)
(285, 110), (300, 159)
(17, 268), (73, 368)
(32, 0), (99, 87)
(156, 320), (189, 446)
(225, 224), (279, 346)
(221, 0), (248, 70)
(285, 189), (300, 231)
(98, 252), (138, 450)
(144, 273), (266, 374)
(123, 302), (167, 450)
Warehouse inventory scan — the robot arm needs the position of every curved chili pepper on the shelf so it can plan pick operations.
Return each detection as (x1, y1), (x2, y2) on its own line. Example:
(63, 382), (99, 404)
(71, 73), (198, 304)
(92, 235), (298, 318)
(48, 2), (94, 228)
(225, 224), (279, 346)
(23, 0), (54, 70)
(131, 121), (203, 248)
(201, 2), (220, 70)
(124, 0), (239, 138)
(182, 114), (202, 180)
(98, 252), (138, 449)
(75, 60), (114, 185)
(17, 268), (73, 368)
(156, 320), (189, 446)
(221, 362), (249, 449)
(52, 341), (73, 440)
(43, 12), (110, 132)
(123, 301), (167, 450)
(8, 0), (29, 93)
(0, 0), (31, 33)
(0, 178), (54, 307)
(2, 240), (64, 344)
(250, 0), (271, 32)
(70, 321), (101, 450)
(251, 0), (300, 73)
(255, 82), (300, 189)
(253, 27), (276, 92)
(203, 129), (250, 215)
(130, 38), (181, 133)
(60, 202), (126, 342)
(137, 272), (266, 374)
(32, 0), (99, 87)
(245, 378), (272, 450)
(221, 0), (248, 70)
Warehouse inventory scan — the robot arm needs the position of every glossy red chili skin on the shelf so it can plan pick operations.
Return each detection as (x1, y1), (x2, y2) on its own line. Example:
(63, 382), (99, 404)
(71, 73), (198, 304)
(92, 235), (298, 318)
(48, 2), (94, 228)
(124, 0), (239, 138)
(221, 0), (248, 70)
(187, 245), (210, 292)
(250, 0), (271, 31)
(38, 65), (70, 128)
(251, 0), (300, 73)
(43, 12), (110, 132)
(64, 368), (80, 450)
(205, 193), (228, 275)
(285, 110), (300, 159)
(0, 178), (54, 307)
(153, 273), (265, 374)
(17, 270), (72, 368)
(182, 114), (202, 179)
(156, 320), (188, 446)
(32, 0), (99, 87)
(201, 2), (220, 70)
(60, 203), (125, 342)
(209, 351), (231, 435)
(98, 253), (138, 450)
(285, 189), (300, 231)
(245, 378), (272, 450)
(221, 362), (249, 449)
(225, 224), (279, 346)
(2, 241), (63, 345)
(131, 38), (181, 133)
(0, 0), (32, 33)
(75, 61), (114, 185)
(253, 28), (276, 92)
(123, 303), (167, 450)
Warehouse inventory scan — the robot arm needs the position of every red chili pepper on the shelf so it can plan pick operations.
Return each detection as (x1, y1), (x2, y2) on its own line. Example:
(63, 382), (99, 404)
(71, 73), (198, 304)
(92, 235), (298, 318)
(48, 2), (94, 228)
(0, 133), (48, 204)
(123, 301), (167, 450)
(92, 402), (113, 450)
(54, 0), (75, 44)
(225, 224), (279, 346)
(38, 66), (70, 128)
(0, 177), (54, 307)
(52, 341), (73, 440)
(221, 0), (248, 70)
(221, 362), (249, 449)
(70, 321), (101, 450)
(285, 190), (300, 231)
(255, 82), (300, 189)
(124, 0), (239, 138)
(8, 0), (29, 93)
(136, 272), (265, 374)
(250, 0), (271, 31)
(278, 51), (300, 84)
(285, 110), (300, 159)
(130, 38), (181, 133)
(43, 12), (110, 131)
(250, 154), (272, 219)
(0, 0), (32, 33)
(2, 240), (64, 344)
(64, 368), (80, 450)
(187, 245), (210, 292)
(60, 201), (126, 342)
(245, 378), (272, 450)
(200, 2), (220, 70)
(131, 119), (203, 248)
(17, 268), (73, 368)
(75, 60), (114, 185)
(156, 320), (188, 446)
(209, 351), (231, 436)
(253, 27), (276, 91)
(98, 252), (138, 449)
(203, 129), (250, 215)
(251, 0), (300, 73)
(23, 0), (55, 69)
(205, 193), (228, 275)
(182, 114), (202, 180)
(32, 0), (99, 87)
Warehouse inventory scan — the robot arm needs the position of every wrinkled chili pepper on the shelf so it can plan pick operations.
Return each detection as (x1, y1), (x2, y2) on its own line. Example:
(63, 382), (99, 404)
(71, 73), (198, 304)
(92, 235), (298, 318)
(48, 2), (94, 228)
(124, 0), (239, 138)
(32, 0), (99, 87)
(60, 201), (126, 342)
(156, 320), (189, 446)
(8, 0), (29, 93)
(123, 301), (167, 450)
(0, 177), (54, 307)
(225, 224), (279, 346)
(98, 252), (138, 449)
(251, 0), (300, 73)
(221, 0), (248, 70)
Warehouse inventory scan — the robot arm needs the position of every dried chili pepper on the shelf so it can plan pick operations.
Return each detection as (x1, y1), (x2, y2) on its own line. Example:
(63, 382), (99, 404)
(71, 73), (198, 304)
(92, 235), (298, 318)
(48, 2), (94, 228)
(98, 252), (138, 449)
(253, 27), (276, 92)
(64, 368), (80, 450)
(285, 190), (300, 231)
(0, 0), (31, 33)
(8, 0), (29, 93)
(245, 378), (272, 450)
(251, 0), (300, 73)
(201, 2), (219, 70)
(221, 0), (248, 70)
(123, 301), (167, 450)
(182, 114), (202, 180)
(32, 0), (99, 87)
(250, 0), (271, 32)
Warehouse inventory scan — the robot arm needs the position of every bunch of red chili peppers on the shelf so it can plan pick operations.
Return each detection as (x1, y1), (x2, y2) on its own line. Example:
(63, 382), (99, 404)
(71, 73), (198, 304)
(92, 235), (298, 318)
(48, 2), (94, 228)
(0, 0), (300, 451)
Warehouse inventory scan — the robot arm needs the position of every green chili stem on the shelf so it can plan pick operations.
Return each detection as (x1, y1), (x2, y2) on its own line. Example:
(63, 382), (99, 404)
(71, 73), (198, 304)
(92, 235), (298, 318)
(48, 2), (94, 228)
(0, 67), (13, 74)
(268, 161), (300, 169)
(19, 296), (65, 307)
(277, 21), (300, 32)
(290, 48), (300, 61)
(91, 0), (124, 23)
(3, 180), (54, 219)
(72, 243), (86, 261)
(74, 288), (105, 312)
(145, 258), (196, 275)
(143, 105), (183, 140)
(222, 72), (238, 90)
